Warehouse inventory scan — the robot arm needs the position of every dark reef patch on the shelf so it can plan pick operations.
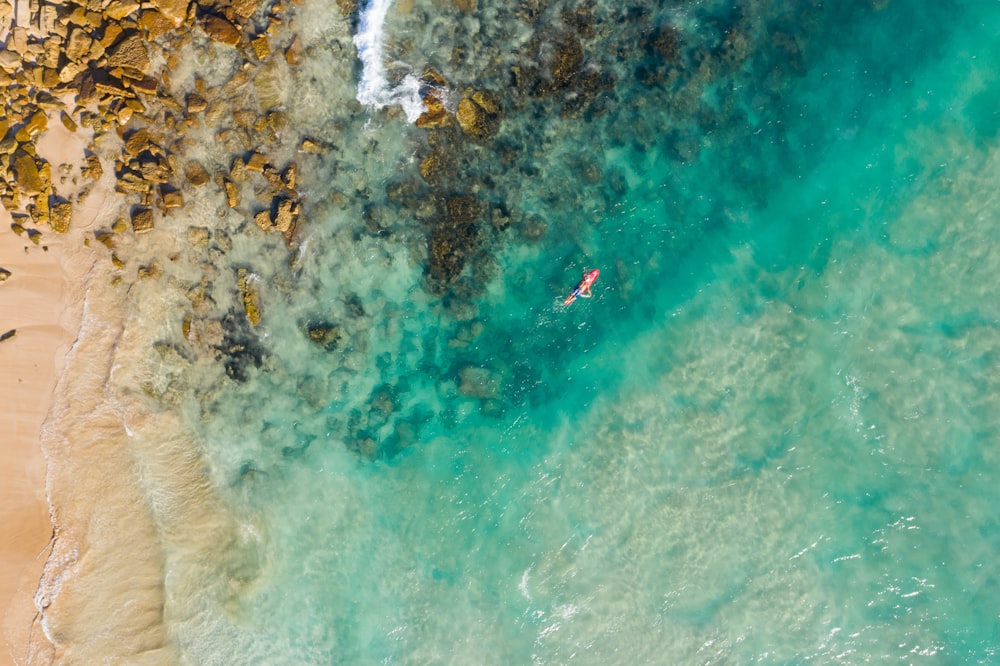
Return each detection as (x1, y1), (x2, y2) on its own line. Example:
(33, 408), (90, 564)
(217, 308), (267, 382)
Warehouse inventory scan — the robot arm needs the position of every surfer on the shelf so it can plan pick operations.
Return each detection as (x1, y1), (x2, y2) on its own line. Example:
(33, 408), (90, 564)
(563, 268), (600, 306)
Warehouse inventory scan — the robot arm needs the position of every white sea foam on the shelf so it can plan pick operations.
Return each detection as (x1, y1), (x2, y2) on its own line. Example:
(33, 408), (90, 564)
(353, 0), (427, 122)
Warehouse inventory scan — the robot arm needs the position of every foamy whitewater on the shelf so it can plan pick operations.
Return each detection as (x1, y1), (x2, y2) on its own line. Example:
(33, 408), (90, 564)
(353, 0), (427, 122)
(35, 0), (1000, 663)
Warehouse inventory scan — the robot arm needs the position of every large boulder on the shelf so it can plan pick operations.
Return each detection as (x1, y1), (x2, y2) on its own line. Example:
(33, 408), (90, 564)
(107, 34), (151, 75)
(201, 15), (241, 47)
(456, 90), (501, 139)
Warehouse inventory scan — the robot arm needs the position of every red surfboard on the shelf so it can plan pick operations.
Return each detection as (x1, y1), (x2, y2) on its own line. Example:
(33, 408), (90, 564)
(563, 269), (600, 306)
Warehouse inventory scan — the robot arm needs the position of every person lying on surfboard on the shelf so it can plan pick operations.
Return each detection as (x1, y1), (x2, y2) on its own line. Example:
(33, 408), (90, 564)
(564, 268), (600, 306)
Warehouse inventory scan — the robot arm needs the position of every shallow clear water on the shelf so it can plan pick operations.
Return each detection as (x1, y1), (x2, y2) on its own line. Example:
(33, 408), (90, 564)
(102, 0), (1000, 662)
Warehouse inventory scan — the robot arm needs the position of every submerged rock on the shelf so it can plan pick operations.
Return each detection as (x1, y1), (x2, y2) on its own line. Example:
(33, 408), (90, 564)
(427, 195), (482, 286)
(237, 268), (261, 327)
(458, 366), (501, 400)
(305, 321), (343, 351)
(217, 309), (266, 382)
(370, 384), (398, 416)
(456, 90), (501, 139)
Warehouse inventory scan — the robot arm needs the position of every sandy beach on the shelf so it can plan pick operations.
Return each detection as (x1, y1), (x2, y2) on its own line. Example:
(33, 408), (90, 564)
(0, 111), (97, 664)
(0, 219), (67, 665)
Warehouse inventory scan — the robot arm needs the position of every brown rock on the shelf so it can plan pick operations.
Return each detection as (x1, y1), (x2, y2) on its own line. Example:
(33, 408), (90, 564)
(57, 60), (82, 84)
(1, 133), (20, 155)
(149, 0), (188, 27)
(100, 23), (123, 49)
(299, 138), (323, 154)
(285, 35), (303, 66)
(107, 35), (151, 74)
(251, 35), (271, 60)
(15, 110), (48, 143)
(94, 230), (116, 249)
(128, 76), (159, 95)
(117, 105), (135, 125)
(131, 206), (154, 233)
(65, 28), (92, 62)
(186, 92), (208, 113)
(35, 91), (60, 110)
(105, 0), (141, 20)
(273, 198), (298, 233)
(50, 201), (72, 233)
(224, 179), (241, 207)
(336, 0), (356, 17)
(221, 69), (250, 97)
(202, 15), (241, 47)
(187, 226), (210, 247)
(116, 171), (151, 194)
(185, 160), (210, 186)
(161, 188), (184, 208)
(83, 154), (103, 180)
(471, 90), (498, 114)
(124, 128), (153, 156)
(456, 94), (499, 138)
(137, 261), (161, 279)
(253, 209), (271, 231)
(237, 268), (261, 326)
(139, 156), (171, 183)
(95, 78), (134, 99)
(305, 322), (342, 350)
(266, 110), (287, 133)
(245, 152), (269, 172)
(0, 267), (11, 282)
(13, 153), (43, 196)
(0, 51), (20, 73)
(230, 156), (247, 181)
(415, 90), (449, 128)
(60, 111), (78, 132)
(262, 165), (283, 191)
(139, 10), (176, 39)
(231, 0), (259, 19)
(282, 163), (297, 190)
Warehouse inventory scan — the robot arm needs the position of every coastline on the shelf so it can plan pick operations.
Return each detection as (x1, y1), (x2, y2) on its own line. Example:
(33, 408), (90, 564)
(0, 93), (97, 664)
(0, 0), (318, 657)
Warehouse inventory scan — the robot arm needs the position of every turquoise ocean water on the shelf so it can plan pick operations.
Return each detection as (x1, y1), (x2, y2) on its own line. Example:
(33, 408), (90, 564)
(111, 0), (1000, 662)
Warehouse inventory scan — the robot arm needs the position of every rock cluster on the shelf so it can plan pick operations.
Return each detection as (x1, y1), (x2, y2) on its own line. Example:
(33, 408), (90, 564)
(1, 0), (310, 254)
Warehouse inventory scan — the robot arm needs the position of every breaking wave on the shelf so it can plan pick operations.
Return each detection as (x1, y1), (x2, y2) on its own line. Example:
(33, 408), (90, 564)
(353, 0), (427, 122)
